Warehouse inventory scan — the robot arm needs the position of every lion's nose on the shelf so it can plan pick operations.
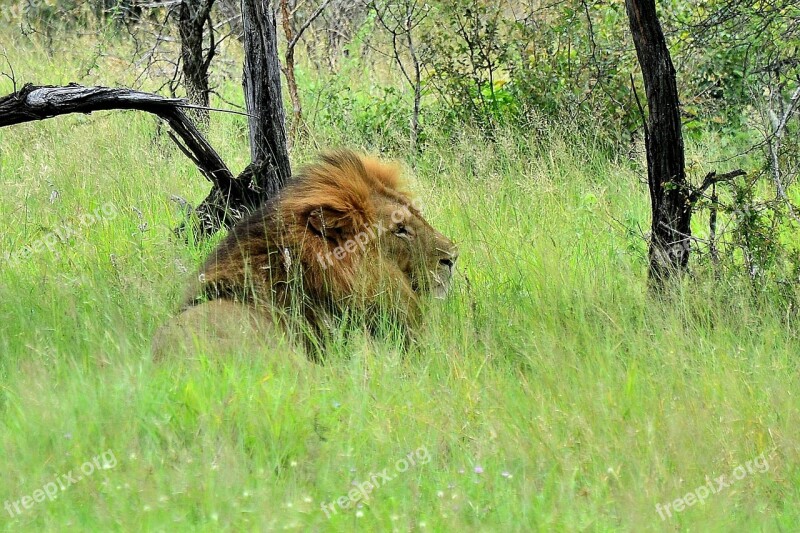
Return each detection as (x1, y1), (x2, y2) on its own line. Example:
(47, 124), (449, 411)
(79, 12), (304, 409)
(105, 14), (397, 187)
(437, 239), (458, 269)
(440, 248), (458, 269)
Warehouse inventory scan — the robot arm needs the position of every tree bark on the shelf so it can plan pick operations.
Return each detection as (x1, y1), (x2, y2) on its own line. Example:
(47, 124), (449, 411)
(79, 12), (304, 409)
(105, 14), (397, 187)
(406, 14), (422, 153)
(241, 0), (292, 198)
(179, 0), (216, 125)
(0, 83), (264, 237)
(280, 0), (304, 141)
(625, 0), (690, 284)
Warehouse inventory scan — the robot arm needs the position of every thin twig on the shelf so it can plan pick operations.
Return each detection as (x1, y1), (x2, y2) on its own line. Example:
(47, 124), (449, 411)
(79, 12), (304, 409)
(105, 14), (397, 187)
(0, 50), (16, 94)
(175, 102), (253, 117)
(288, 0), (333, 51)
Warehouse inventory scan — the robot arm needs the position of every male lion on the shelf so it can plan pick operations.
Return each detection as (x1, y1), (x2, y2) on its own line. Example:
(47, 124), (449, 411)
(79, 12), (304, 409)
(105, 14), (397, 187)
(153, 150), (459, 361)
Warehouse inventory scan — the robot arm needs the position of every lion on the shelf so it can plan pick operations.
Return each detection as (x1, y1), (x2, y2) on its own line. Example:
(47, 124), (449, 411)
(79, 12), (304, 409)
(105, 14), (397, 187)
(153, 150), (459, 361)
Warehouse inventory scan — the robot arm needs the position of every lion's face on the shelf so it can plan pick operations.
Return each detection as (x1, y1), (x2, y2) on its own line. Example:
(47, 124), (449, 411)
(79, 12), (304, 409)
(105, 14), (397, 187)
(370, 194), (459, 300)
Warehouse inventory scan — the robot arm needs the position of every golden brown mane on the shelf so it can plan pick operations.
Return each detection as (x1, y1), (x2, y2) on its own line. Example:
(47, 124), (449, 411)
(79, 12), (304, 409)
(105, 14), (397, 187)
(159, 149), (458, 360)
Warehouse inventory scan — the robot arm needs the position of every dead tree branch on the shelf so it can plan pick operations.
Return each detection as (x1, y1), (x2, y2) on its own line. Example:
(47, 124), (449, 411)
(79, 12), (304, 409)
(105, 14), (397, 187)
(688, 169), (747, 204)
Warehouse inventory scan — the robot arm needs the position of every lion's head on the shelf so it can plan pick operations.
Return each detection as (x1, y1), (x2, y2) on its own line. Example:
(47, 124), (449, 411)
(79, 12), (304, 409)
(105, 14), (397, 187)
(180, 150), (458, 356)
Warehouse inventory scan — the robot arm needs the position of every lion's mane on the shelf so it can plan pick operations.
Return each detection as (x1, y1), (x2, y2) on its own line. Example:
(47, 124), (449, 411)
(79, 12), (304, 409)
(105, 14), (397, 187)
(183, 150), (422, 354)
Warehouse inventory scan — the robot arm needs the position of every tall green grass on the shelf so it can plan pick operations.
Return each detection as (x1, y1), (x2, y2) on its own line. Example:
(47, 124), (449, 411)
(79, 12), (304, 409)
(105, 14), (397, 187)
(0, 29), (798, 532)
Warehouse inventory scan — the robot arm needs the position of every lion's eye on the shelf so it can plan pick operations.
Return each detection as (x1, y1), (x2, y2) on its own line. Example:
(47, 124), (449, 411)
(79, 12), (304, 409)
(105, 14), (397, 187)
(393, 224), (410, 237)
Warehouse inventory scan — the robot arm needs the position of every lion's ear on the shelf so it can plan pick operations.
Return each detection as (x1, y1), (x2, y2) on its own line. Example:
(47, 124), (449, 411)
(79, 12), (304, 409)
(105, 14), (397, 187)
(307, 206), (359, 243)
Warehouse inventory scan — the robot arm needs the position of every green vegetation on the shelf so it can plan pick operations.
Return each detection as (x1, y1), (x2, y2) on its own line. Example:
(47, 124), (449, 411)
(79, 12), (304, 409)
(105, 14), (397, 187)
(1, 11), (799, 533)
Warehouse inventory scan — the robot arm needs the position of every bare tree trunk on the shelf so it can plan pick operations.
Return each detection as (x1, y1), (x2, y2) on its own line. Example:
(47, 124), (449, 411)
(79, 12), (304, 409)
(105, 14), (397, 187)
(405, 12), (422, 152)
(625, 0), (689, 285)
(241, 0), (292, 197)
(280, 0), (303, 141)
(766, 85), (800, 223)
(179, 0), (216, 125)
